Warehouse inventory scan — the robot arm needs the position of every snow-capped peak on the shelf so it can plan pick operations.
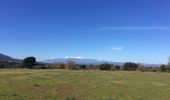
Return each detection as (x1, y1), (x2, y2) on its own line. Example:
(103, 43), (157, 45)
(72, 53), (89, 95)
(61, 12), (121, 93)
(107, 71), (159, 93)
(64, 56), (85, 59)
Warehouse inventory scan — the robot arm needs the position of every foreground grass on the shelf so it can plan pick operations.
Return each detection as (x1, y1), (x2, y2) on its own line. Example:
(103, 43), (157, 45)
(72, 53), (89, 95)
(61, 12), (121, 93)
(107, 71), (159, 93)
(0, 69), (170, 100)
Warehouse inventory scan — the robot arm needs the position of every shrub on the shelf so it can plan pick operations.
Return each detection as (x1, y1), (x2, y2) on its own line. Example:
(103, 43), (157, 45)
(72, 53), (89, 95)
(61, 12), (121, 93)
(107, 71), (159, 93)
(111, 65), (120, 71)
(0, 63), (5, 68)
(11, 64), (23, 68)
(115, 65), (120, 70)
(148, 67), (160, 72)
(50, 63), (65, 69)
(99, 63), (112, 70)
(86, 65), (93, 70)
(136, 65), (144, 71)
(41, 65), (49, 69)
(34, 64), (50, 69)
(0, 61), (22, 68)
(66, 61), (79, 70)
(137, 66), (161, 72)
(139, 66), (151, 72)
(79, 65), (86, 69)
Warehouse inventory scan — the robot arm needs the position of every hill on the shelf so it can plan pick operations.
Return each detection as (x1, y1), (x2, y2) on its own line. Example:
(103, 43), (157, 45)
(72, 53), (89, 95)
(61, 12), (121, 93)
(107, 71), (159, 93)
(0, 53), (20, 62)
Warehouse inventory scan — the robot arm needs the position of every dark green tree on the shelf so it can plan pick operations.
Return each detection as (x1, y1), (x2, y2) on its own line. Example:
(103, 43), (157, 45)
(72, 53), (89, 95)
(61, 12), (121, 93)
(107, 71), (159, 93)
(123, 62), (138, 71)
(79, 65), (86, 69)
(160, 64), (166, 72)
(22, 57), (36, 69)
(115, 65), (120, 70)
(99, 63), (112, 70)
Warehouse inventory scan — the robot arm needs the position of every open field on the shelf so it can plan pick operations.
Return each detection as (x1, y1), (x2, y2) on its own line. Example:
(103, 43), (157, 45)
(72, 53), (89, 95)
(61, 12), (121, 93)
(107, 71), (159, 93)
(0, 69), (170, 100)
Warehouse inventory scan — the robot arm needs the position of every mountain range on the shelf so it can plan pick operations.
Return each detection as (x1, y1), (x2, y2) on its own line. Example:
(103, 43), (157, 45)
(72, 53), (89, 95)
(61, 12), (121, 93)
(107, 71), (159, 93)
(42, 58), (124, 65)
(42, 57), (161, 66)
(0, 53), (161, 66)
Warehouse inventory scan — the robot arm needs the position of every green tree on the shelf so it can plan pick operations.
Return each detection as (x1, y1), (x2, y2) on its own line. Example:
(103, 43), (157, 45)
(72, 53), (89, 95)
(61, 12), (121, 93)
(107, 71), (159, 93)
(123, 62), (138, 71)
(115, 65), (120, 70)
(99, 63), (112, 70)
(22, 57), (36, 69)
(160, 64), (166, 72)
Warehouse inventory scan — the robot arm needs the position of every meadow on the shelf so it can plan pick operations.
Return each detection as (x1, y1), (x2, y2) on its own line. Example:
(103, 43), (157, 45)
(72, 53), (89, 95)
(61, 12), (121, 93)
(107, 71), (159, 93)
(0, 69), (170, 100)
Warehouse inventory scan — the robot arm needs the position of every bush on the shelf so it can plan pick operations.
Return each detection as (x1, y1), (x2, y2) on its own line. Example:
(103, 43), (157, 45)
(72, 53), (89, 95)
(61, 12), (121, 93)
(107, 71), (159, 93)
(66, 61), (79, 70)
(34, 64), (50, 69)
(137, 66), (161, 72)
(123, 62), (138, 71)
(79, 65), (86, 69)
(11, 64), (23, 68)
(85, 65), (94, 70)
(0, 63), (5, 68)
(0, 61), (22, 68)
(115, 65), (120, 70)
(50, 63), (65, 69)
(111, 65), (120, 71)
(148, 67), (160, 72)
(41, 65), (49, 69)
(99, 63), (112, 70)
(136, 65), (144, 71)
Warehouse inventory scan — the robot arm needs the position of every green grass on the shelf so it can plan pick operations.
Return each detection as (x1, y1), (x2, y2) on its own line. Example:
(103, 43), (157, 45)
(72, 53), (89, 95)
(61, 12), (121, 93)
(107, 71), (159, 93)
(0, 69), (170, 100)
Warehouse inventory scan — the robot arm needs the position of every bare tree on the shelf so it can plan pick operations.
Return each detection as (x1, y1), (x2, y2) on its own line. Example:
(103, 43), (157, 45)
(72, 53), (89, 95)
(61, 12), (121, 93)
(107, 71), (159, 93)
(66, 61), (79, 70)
(166, 57), (170, 72)
(168, 57), (170, 65)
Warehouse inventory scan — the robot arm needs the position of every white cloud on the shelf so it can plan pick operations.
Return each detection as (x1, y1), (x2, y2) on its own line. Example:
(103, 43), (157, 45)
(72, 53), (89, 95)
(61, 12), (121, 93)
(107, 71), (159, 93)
(64, 56), (85, 59)
(109, 47), (124, 52)
(95, 26), (170, 31)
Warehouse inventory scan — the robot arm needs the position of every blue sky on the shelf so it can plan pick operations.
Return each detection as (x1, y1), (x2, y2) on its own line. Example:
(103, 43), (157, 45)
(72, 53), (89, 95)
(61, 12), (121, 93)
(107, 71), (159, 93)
(0, 0), (170, 64)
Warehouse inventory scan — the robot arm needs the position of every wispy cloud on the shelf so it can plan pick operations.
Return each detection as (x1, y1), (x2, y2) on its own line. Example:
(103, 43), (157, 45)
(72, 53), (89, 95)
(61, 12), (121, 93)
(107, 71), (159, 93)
(95, 26), (170, 31)
(109, 47), (124, 52)
(64, 56), (85, 59)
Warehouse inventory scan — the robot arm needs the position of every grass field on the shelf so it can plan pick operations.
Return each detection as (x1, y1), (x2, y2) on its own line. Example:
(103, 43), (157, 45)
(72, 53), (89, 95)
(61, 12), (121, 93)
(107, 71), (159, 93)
(0, 69), (170, 100)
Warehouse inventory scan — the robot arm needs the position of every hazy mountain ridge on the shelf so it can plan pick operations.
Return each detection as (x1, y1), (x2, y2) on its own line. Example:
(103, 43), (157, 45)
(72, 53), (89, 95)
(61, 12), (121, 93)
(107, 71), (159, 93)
(0, 53), (20, 62)
(0, 53), (161, 66)
(42, 58), (161, 66)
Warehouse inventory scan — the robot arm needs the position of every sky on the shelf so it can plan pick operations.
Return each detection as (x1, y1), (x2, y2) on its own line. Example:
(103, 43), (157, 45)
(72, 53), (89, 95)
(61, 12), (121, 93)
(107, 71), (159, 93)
(0, 0), (170, 64)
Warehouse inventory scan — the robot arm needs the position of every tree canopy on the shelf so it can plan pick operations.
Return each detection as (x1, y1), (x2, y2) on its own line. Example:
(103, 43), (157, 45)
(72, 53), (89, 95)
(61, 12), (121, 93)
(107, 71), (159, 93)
(22, 57), (36, 69)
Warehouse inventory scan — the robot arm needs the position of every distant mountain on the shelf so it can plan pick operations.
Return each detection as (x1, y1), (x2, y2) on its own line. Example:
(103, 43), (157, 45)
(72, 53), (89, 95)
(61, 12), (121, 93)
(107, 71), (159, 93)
(42, 58), (124, 65)
(42, 57), (161, 67)
(0, 53), (20, 62)
(0, 53), (161, 66)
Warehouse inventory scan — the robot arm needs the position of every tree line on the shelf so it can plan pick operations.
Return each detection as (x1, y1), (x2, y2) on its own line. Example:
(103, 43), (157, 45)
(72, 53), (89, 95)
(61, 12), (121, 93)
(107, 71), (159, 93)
(1, 56), (170, 73)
